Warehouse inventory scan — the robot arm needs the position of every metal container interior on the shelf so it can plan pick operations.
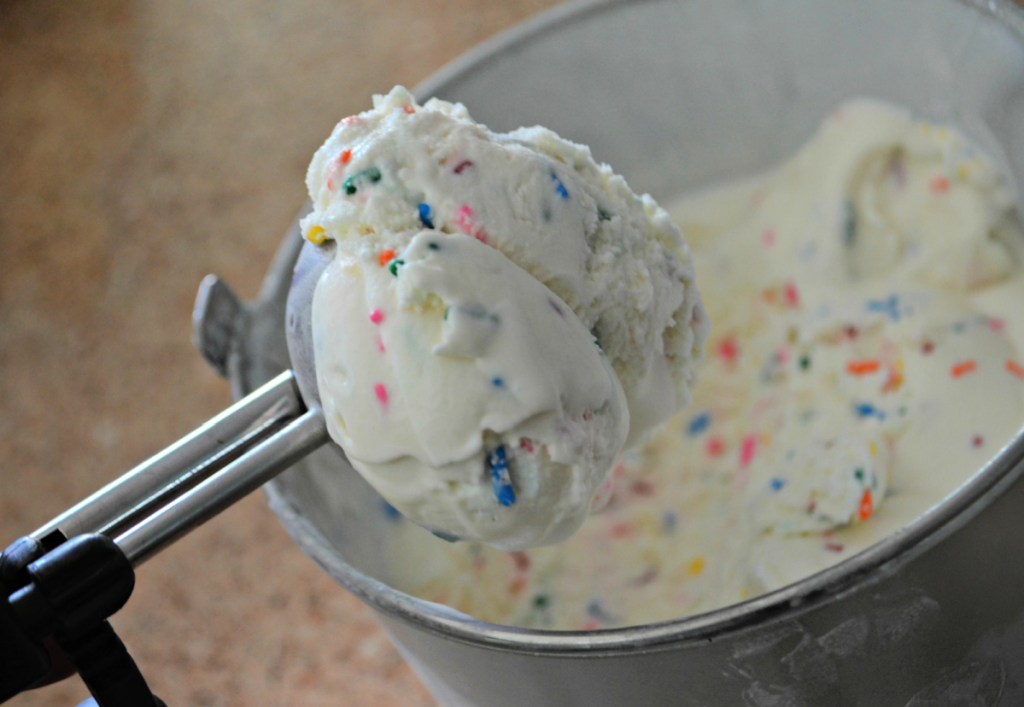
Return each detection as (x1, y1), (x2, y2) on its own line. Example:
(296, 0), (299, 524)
(229, 0), (1024, 704)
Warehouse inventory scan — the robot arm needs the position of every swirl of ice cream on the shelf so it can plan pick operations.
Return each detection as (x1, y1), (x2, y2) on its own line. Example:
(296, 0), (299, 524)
(301, 87), (706, 549)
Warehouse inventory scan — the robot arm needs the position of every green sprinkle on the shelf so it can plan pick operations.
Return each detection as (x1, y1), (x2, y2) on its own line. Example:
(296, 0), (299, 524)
(533, 594), (550, 609)
(342, 166), (383, 195)
(853, 467), (865, 482)
(798, 355), (811, 371)
(388, 258), (405, 277)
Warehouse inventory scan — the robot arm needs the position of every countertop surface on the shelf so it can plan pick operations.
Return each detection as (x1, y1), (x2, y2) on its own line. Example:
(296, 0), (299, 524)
(0, 2), (561, 705)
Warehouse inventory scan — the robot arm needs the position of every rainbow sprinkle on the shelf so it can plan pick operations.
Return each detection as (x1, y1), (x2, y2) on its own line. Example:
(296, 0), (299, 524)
(489, 445), (516, 507)
(342, 166), (382, 195)
(551, 171), (570, 200)
(418, 203), (434, 229)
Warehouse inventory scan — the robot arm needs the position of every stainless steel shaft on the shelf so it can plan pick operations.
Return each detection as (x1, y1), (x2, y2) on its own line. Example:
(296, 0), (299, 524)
(31, 370), (328, 565)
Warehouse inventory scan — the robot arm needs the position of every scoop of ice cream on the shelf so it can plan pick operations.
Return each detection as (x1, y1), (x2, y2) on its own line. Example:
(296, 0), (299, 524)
(301, 87), (706, 548)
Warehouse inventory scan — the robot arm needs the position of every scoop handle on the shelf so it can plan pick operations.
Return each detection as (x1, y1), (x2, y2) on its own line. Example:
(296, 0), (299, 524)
(30, 370), (328, 566)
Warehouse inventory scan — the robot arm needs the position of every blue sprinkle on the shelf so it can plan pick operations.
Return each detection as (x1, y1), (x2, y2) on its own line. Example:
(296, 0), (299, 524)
(489, 445), (516, 507)
(866, 294), (901, 322)
(380, 501), (402, 521)
(492, 376), (505, 389)
(418, 202), (434, 229)
(586, 599), (615, 623)
(853, 402), (886, 420)
(686, 411), (712, 437)
(769, 478), (786, 492)
(662, 511), (678, 533)
(551, 171), (570, 200)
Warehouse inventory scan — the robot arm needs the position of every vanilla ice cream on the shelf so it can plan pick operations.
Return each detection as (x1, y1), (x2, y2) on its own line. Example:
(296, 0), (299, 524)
(388, 99), (1024, 628)
(301, 87), (706, 549)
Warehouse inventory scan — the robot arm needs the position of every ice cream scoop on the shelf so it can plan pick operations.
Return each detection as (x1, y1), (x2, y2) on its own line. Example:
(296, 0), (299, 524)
(288, 87), (706, 549)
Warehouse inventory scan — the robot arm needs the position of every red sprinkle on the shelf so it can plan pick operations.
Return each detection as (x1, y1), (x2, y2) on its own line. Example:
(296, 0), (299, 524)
(989, 317), (1006, 332)
(921, 340), (935, 355)
(845, 325), (859, 339)
(378, 249), (396, 267)
(630, 480), (655, 497)
(369, 309), (384, 324)
(519, 438), (535, 454)
(857, 489), (873, 521)
(1006, 360), (1024, 380)
(929, 176), (951, 194)
(824, 542), (845, 554)
(453, 160), (475, 174)
(403, 105), (416, 114)
(510, 552), (530, 572)
(971, 435), (984, 448)
(339, 149), (352, 165)
(706, 436), (726, 457)
(846, 360), (881, 376)
(717, 336), (740, 363)
(373, 383), (389, 407)
(951, 360), (977, 379)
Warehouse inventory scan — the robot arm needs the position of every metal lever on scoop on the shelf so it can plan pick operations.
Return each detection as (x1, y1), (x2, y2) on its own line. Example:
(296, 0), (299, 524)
(31, 369), (327, 565)
(1, 370), (329, 705)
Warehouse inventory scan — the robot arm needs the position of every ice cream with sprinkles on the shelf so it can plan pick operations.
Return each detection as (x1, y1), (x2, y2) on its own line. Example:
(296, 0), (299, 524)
(301, 87), (707, 550)
(386, 98), (1024, 629)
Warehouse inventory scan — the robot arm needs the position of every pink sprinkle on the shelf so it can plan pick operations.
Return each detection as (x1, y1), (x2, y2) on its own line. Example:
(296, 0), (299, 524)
(739, 435), (757, 468)
(455, 205), (476, 233)
(341, 115), (361, 126)
(369, 309), (384, 324)
(630, 480), (655, 497)
(375, 334), (385, 354)
(783, 281), (800, 307)
(510, 552), (530, 572)
(761, 228), (776, 247)
(373, 383), (389, 407)
(610, 523), (633, 539)
(519, 438), (535, 454)
(989, 317), (1006, 332)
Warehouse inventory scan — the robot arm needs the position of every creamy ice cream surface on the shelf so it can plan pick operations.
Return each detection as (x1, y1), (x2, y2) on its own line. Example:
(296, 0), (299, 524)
(301, 87), (706, 549)
(386, 99), (1024, 628)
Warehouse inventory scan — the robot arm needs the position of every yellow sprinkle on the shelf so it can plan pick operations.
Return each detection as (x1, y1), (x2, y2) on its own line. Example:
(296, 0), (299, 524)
(305, 225), (327, 245)
(869, 441), (879, 458)
(687, 557), (706, 577)
(956, 163), (971, 181)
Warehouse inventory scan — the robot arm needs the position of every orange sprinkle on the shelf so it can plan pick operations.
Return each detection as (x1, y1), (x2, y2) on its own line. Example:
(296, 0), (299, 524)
(339, 149), (352, 165)
(378, 249), (396, 267)
(857, 489), (874, 521)
(882, 360), (905, 393)
(610, 523), (634, 539)
(929, 176), (951, 194)
(951, 360), (977, 378)
(403, 105), (416, 114)
(846, 360), (881, 376)
(1006, 360), (1024, 380)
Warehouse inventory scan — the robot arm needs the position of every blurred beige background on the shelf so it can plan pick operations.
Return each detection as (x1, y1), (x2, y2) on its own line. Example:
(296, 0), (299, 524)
(0, 1), (560, 705)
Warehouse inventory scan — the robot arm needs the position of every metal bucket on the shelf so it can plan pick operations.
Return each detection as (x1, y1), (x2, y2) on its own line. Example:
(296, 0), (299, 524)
(222, 1), (1024, 703)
